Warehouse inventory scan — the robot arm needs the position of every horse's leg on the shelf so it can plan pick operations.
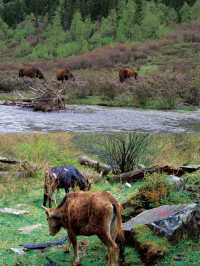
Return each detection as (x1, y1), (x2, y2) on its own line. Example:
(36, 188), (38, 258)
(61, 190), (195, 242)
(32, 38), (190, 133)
(43, 194), (48, 207)
(48, 196), (52, 208)
(53, 193), (57, 206)
(64, 187), (69, 193)
(68, 230), (79, 266)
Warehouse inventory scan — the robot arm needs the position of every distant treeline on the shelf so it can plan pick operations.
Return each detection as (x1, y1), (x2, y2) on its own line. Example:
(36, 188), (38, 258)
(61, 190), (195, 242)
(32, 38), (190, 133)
(0, 0), (197, 28)
(0, 0), (200, 59)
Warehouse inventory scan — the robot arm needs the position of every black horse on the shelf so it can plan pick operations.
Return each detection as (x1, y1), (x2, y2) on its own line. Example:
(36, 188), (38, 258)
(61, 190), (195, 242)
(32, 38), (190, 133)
(43, 165), (90, 207)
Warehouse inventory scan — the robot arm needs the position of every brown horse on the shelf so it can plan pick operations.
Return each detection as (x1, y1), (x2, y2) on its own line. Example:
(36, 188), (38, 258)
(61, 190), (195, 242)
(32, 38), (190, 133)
(56, 67), (75, 82)
(19, 67), (45, 80)
(119, 68), (138, 82)
(43, 191), (124, 266)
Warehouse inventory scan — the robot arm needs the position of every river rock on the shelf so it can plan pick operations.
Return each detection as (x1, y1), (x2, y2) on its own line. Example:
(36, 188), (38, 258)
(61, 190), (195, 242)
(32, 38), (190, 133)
(123, 202), (200, 241)
(10, 247), (25, 256)
(18, 224), (42, 234)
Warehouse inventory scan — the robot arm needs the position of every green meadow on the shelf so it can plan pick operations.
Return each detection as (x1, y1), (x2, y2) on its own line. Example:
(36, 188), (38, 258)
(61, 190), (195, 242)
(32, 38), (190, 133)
(0, 133), (200, 265)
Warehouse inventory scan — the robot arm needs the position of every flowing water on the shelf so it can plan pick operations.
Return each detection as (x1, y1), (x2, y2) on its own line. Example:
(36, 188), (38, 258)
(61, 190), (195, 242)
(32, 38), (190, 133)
(0, 105), (200, 133)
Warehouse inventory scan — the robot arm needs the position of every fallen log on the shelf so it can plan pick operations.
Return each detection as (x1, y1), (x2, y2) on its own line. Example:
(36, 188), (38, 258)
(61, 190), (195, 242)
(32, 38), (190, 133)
(0, 157), (21, 164)
(79, 155), (111, 176)
(113, 165), (185, 183)
(22, 237), (67, 250)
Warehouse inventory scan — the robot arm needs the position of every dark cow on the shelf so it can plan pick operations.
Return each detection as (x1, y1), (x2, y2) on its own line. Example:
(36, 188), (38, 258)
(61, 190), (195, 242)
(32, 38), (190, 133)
(43, 165), (90, 207)
(56, 68), (75, 82)
(19, 67), (45, 79)
(43, 191), (124, 266)
(119, 68), (138, 83)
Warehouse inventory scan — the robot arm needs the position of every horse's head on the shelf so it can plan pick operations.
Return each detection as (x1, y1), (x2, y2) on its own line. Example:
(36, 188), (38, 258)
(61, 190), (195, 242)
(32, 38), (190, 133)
(44, 169), (59, 196)
(78, 176), (91, 191)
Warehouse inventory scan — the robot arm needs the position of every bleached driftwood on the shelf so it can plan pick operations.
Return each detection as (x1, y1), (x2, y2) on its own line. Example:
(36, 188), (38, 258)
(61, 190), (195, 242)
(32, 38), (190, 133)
(0, 208), (29, 215)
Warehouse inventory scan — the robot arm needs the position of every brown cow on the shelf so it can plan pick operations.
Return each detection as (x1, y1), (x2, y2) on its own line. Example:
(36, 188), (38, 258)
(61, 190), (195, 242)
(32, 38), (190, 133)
(19, 67), (45, 79)
(119, 68), (138, 82)
(43, 191), (124, 266)
(56, 67), (75, 82)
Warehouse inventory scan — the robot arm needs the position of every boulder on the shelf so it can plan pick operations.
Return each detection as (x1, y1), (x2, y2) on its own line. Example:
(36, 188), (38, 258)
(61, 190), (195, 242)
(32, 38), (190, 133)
(180, 164), (200, 173)
(167, 175), (184, 190)
(10, 247), (25, 256)
(123, 202), (200, 241)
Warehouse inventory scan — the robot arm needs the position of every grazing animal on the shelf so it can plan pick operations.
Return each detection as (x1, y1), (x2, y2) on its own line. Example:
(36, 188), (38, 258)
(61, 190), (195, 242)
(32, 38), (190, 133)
(119, 68), (138, 82)
(19, 67), (45, 79)
(56, 68), (75, 82)
(43, 191), (124, 266)
(43, 165), (90, 207)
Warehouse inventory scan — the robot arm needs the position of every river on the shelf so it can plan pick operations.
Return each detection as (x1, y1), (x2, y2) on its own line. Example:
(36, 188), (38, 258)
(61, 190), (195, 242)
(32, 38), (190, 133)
(0, 105), (200, 133)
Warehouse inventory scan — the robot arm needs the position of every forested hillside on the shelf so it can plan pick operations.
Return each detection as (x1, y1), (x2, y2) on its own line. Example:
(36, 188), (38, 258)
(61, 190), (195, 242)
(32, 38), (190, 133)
(0, 0), (200, 59)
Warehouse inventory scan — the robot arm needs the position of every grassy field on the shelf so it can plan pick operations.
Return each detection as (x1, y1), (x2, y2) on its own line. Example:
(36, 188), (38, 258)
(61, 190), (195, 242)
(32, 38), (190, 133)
(0, 133), (200, 265)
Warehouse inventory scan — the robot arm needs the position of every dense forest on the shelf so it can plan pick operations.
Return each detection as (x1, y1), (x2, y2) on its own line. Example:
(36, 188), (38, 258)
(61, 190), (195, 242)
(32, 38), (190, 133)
(0, 0), (200, 59)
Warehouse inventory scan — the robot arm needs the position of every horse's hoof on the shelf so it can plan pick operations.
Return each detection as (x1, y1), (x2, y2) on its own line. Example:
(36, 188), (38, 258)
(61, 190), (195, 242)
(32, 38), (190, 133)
(72, 258), (80, 266)
(63, 244), (70, 253)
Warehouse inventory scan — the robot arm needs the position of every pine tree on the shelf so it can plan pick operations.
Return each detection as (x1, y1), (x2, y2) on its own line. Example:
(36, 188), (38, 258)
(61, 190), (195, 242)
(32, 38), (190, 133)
(140, 1), (163, 40)
(100, 9), (117, 44)
(70, 11), (84, 41)
(60, 0), (74, 30)
(116, 0), (136, 42)
(191, 0), (200, 20)
(180, 2), (192, 22)
(134, 0), (144, 25)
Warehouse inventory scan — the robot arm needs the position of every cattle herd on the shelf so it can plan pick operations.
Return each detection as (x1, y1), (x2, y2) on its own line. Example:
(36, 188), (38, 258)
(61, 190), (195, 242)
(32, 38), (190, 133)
(42, 165), (124, 266)
(18, 66), (138, 83)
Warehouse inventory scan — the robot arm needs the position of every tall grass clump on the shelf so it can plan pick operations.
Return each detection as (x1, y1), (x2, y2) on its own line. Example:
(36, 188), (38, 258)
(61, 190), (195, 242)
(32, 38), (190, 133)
(100, 133), (150, 174)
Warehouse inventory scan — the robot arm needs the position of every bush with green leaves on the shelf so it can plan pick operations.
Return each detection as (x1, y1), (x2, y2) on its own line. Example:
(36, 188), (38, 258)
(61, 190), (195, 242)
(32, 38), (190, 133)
(16, 40), (32, 57)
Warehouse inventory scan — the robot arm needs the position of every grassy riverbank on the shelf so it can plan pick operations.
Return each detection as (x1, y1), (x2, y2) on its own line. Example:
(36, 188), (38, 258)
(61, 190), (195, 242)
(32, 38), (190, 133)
(1, 22), (200, 110)
(0, 133), (200, 265)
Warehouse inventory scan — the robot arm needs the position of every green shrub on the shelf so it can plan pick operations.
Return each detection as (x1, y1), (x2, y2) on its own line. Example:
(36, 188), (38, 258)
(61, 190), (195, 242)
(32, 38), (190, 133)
(16, 40), (32, 57)
(100, 133), (150, 174)
(137, 174), (171, 208)
(30, 44), (51, 59)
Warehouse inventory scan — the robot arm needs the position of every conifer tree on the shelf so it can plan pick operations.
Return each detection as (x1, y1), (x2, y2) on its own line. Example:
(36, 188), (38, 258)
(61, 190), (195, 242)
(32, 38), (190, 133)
(191, 0), (200, 20)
